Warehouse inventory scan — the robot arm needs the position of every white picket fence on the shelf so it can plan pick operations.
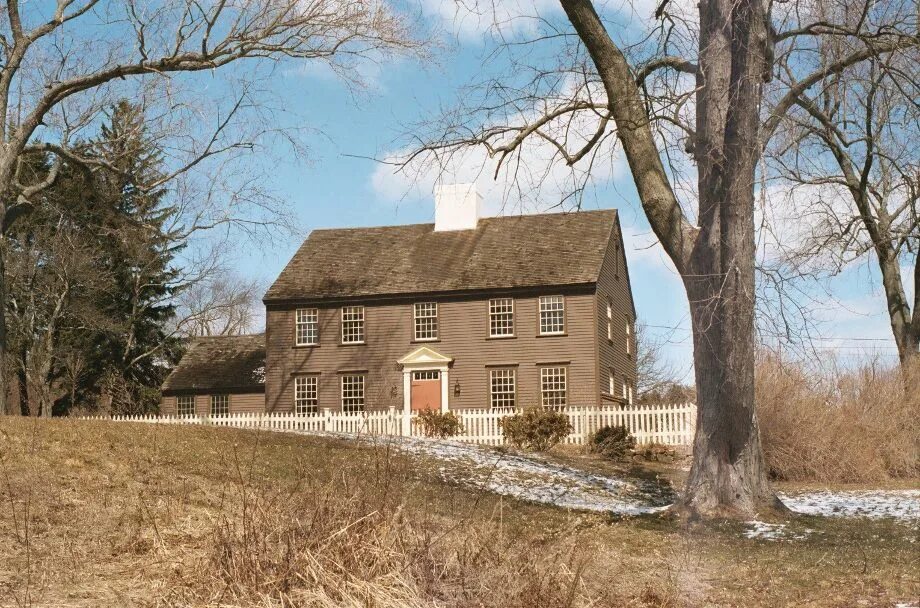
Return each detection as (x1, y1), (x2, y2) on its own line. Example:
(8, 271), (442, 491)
(85, 403), (697, 447)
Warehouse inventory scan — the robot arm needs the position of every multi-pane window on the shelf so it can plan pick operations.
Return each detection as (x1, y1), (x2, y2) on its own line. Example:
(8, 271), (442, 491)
(294, 376), (318, 414)
(489, 368), (516, 409)
(539, 296), (565, 335)
(540, 367), (567, 408)
(177, 395), (195, 416)
(341, 306), (365, 344)
(628, 383), (634, 405)
(626, 317), (632, 355)
(622, 380), (628, 400)
(295, 308), (319, 346)
(341, 375), (365, 413)
(608, 370), (615, 395)
(606, 300), (613, 340)
(413, 302), (438, 341)
(489, 298), (514, 337)
(210, 394), (229, 416)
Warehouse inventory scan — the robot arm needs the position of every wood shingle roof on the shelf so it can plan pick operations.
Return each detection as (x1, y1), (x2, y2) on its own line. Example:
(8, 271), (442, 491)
(264, 209), (617, 303)
(162, 334), (265, 395)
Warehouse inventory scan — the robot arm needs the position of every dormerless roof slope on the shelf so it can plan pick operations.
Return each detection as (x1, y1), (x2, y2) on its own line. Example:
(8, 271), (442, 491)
(264, 209), (617, 302)
(162, 334), (265, 394)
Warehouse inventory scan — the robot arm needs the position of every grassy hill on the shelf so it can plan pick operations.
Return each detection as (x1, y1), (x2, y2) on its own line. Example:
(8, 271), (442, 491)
(0, 418), (917, 607)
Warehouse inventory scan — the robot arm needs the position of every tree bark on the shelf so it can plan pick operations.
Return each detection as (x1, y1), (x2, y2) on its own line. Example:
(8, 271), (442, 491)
(678, 0), (782, 517)
(559, 0), (780, 517)
(0, 241), (7, 416)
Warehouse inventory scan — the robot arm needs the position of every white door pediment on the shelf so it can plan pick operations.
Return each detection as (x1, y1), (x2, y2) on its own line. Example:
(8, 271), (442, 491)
(398, 346), (453, 367)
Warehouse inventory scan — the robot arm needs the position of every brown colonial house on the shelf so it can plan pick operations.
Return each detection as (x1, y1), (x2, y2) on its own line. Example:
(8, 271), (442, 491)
(261, 184), (637, 416)
(160, 334), (265, 415)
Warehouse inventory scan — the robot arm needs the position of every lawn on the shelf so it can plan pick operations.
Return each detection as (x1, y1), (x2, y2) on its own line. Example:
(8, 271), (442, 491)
(0, 417), (917, 607)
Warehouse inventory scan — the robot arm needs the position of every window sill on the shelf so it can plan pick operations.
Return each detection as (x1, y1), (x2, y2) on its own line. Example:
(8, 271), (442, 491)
(411, 338), (441, 344)
(338, 342), (366, 346)
(486, 334), (516, 340)
(536, 332), (567, 338)
(293, 344), (320, 349)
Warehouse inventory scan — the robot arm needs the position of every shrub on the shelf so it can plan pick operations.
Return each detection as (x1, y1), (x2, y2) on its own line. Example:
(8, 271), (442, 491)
(415, 410), (464, 438)
(500, 408), (572, 452)
(589, 425), (635, 460)
(756, 354), (920, 483)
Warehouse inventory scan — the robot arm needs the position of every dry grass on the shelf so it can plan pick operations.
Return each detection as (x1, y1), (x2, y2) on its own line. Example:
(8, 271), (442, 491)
(757, 356), (920, 483)
(0, 417), (917, 607)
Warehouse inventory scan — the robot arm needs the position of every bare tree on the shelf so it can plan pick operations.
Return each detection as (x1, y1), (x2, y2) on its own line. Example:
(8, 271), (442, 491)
(395, 0), (917, 516)
(635, 322), (682, 398)
(0, 0), (425, 415)
(175, 272), (263, 337)
(768, 52), (919, 366)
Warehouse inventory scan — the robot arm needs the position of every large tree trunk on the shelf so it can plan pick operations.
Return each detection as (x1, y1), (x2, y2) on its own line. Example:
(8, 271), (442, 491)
(560, 0), (779, 517)
(677, 0), (781, 517)
(0, 244), (8, 416)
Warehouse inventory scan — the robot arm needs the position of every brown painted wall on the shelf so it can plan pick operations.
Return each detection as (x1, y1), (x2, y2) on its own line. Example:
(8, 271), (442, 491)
(595, 218), (638, 404)
(160, 392), (265, 415)
(265, 291), (603, 412)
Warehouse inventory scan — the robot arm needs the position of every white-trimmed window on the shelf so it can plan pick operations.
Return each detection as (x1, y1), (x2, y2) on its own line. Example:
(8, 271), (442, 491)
(294, 376), (318, 414)
(341, 375), (365, 413)
(539, 296), (565, 335)
(489, 298), (514, 337)
(413, 302), (438, 341)
(295, 308), (319, 345)
(540, 367), (567, 408)
(489, 368), (516, 409)
(210, 394), (229, 416)
(341, 306), (365, 344)
(608, 370), (615, 395)
(626, 317), (632, 355)
(628, 382), (634, 405)
(622, 380), (628, 400)
(177, 395), (195, 416)
(606, 300), (613, 341)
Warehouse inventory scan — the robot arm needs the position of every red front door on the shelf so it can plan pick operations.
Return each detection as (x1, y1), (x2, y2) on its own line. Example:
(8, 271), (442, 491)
(411, 370), (441, 411)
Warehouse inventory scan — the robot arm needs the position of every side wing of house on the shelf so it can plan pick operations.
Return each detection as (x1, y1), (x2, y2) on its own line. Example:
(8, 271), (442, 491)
(595, 217), (638, 404)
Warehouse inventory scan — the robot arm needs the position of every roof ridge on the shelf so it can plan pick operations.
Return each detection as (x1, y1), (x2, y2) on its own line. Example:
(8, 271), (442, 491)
(307, 208), (616, 233)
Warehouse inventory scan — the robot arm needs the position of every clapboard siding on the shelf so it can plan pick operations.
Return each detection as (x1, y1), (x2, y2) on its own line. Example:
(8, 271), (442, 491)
(265, 291), (599, 412)
(595, 217), (637, 403)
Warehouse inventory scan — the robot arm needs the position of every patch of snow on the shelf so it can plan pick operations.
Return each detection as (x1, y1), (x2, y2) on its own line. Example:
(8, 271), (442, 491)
(744, 521), (813, 541)
(285, 430), (920, 521)
(297, 432), (674, 515)
(778, 490), (920, 521)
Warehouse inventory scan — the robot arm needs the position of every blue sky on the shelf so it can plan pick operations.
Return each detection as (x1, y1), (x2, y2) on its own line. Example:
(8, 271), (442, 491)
(221, 3), (904, 379)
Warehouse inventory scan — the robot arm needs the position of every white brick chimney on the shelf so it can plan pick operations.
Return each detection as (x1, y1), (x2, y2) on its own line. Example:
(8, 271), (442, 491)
(434, 183), (481, 231)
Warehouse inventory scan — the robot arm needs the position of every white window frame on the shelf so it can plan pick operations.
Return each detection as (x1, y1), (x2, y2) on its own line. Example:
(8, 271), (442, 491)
(341, 306), (365, 344)
(489, 368), (516, 409)
(540, 367), (567, 408)
(488, 298), (515, 337)
(295, 308), (319, 346)
(341, 374), (365, 413)
(606, 300), (613, 341)
(413, 302), (439, 341)
(538, 295), (565, 335)
(628, 383), (634, 405)
(608, 370), (615, 395)
(626, 317), (632, 355)
(294, 376), (318, 414)
(622, 380), (628, 400)
(210, 394), (229, 416)
(177, 395), (195, 416)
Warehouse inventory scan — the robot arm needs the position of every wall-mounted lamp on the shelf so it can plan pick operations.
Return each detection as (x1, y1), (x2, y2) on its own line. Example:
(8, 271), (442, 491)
(453, 381), (461, 397)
